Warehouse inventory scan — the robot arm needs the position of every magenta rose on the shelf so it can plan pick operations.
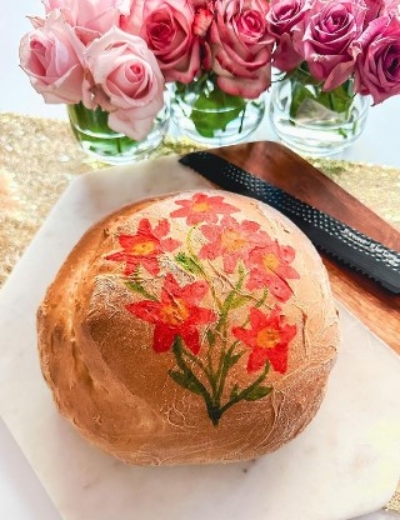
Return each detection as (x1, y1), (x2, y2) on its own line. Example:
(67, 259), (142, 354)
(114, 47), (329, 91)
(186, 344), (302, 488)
(84, 27), (165, 140)
(19, 12), (84, 104)
(42, 0), (131, 44)
(209, 0), (274, 98)
(303, 0), (367, 91)
(267, 0), (314, 72)
(121, 0), (200, 83)
(363, 0), (385, 23)
(363, 0), (398, 23)
(354, 15), (400, 104)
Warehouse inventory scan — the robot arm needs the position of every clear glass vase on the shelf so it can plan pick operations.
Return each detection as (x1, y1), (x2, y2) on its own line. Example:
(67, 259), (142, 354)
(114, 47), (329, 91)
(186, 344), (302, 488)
(171, 72), (265, 146)
(67, 101), (169, 164)
(269, 68), (369, 157)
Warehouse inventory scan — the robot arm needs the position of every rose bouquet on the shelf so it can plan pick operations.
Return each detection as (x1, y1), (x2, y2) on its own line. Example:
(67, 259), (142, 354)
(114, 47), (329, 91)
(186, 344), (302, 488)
(19, 1), (400, 158)
(267, 0), (400, 154)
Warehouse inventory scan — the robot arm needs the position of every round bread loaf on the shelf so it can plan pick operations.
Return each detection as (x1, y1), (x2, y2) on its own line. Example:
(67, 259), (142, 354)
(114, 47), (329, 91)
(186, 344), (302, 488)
(37, 190), (339, 465)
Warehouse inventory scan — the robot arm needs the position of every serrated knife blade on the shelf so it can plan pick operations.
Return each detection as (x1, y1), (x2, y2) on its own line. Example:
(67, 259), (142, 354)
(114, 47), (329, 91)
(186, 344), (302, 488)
(179, 151), (400, 294)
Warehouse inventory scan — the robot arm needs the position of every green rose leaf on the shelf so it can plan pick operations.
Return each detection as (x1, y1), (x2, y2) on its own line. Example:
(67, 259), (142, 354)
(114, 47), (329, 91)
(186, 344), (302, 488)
(191, 88), (246, 138)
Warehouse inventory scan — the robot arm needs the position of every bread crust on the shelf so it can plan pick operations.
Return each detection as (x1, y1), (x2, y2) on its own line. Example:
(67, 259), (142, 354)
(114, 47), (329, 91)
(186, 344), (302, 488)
(37, 190), (339, 465)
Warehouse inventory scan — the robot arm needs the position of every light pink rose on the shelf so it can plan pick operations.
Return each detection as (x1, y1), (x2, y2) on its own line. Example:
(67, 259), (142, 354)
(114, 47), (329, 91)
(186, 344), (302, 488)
(42, 0), (131, 44)
(354, 15), (400, 104)
(209, 0), (274, 98)
(84, 27), (165, 140)
(19, 12), (84, 104)
(267, 0), (314, 72)
(303, 0), (367, 91)
(121, 0), (200, 83)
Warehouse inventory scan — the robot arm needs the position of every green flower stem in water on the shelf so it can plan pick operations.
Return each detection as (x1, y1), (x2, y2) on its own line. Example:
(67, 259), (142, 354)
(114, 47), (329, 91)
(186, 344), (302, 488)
(284, 63), (355, 124)
(175, 72), (247, 139)
(68, 102), (137, 158)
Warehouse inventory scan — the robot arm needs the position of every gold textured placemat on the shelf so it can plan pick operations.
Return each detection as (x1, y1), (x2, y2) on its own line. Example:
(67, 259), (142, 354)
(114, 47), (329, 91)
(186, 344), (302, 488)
(0, 111), (399, 512)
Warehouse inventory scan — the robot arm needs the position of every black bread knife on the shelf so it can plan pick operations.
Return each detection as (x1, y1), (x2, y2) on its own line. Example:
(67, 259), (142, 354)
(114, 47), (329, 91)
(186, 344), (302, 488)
(179, 151), (400, 295)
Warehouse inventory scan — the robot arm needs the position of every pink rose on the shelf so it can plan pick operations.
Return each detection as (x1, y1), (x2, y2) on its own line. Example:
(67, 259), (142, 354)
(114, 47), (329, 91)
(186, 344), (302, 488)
(42, 0), (131, 44)
(84, 27), (165, 140)
(303, 0), (367, 91)
(363, 0), (399, 22)
(121, 0), (200, 83)
(363, 0), (385, 23)
(267, 0), (314, 72)
(354, 15), (400, 104)
(19, 12), (84, 104)
(209, 0), (274, 98)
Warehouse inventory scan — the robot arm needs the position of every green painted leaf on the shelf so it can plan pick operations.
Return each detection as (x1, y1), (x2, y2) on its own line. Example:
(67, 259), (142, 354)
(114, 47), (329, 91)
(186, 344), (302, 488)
(207, 329), (216, 347)
(226, 353), (242, 368)
(231, 295), (251, 309)
(244, 385), (272, 401)
(230, 384), (240, 400)
(168, 370), (204, 396)
(175, 252), (202, 275)
(125, 280), (157, 301)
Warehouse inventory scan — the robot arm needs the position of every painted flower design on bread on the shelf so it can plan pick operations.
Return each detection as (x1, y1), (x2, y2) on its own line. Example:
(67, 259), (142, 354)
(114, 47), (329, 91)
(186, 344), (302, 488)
(126, 274), (217, 355)
(105, 193), (300, 426)
(170, 192), (239, 225)
(233, 307), (297, 373)
(105, 218), (180, 275)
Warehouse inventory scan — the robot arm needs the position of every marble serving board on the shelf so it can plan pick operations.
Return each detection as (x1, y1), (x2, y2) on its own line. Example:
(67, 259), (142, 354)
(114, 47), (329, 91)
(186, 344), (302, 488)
(1, 156), (400, 520)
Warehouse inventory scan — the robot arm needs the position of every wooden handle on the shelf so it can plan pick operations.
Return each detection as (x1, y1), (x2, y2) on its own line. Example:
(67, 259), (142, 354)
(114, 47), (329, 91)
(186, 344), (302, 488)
(210, 141), (400, 354)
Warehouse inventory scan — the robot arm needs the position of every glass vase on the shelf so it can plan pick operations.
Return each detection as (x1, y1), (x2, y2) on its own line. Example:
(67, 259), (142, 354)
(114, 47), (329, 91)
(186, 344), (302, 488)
(67, 101), (169, 164)
(171, 72), (265, 146)
(269, 68), (369, 157)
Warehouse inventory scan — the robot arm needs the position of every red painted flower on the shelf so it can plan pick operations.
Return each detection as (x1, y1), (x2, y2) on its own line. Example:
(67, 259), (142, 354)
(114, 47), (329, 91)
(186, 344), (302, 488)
(126, 273), (217, 354)
(105, 218), (180, 276)
(199, 216), (272, 273)
(245, 241), (300, 302)
(232, 307), (297, 374)
(170, 193), (239, 225)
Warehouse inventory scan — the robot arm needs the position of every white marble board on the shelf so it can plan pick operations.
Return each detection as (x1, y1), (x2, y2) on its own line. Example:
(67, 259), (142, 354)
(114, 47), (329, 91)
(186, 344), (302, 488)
(0, 156), (400, 520)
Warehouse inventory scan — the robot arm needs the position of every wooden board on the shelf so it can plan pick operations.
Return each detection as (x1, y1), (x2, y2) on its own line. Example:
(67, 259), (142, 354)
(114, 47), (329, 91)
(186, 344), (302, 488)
(209, 141), (400, 355)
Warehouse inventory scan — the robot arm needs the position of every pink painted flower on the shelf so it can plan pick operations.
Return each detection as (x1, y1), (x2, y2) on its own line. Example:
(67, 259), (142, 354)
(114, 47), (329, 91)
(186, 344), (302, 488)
(127, 273), (217, 354)
(199, 216), (271, 274)
(209, 0), (274, 98)
(232, 306), (297, 373)
(303, 0), (367, 91)
(105, 218), (180, 275)
(170, 193), (239, 225)
(84, 27), (165, 140)
(267, 0), (314, 72)
(19, 11), (84, 104)
(245, 241), (300, 302)
(42, 0), (131, 44)
(121, 0), (200, 83)
(354, 15), (400, 105)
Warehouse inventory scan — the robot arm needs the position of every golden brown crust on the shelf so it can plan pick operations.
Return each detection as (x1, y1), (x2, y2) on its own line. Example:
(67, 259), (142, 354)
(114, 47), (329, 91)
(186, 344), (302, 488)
(37, 190), (339, 465)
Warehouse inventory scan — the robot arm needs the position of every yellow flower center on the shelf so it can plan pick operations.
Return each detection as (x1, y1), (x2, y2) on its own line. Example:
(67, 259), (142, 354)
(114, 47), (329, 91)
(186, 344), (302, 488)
(263, 253), (280, 272)
(221, 230), (246, 252)
(131, 241), (155, 256)
(193, 202), (210, 212)
(256, 328), (280, 349)
(161, 299), (190, 326)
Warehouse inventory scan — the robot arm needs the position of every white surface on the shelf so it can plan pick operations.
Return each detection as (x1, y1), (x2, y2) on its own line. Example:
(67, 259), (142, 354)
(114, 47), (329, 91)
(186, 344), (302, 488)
(1, 2), (400, 519)
(1, 158), (400, 520)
